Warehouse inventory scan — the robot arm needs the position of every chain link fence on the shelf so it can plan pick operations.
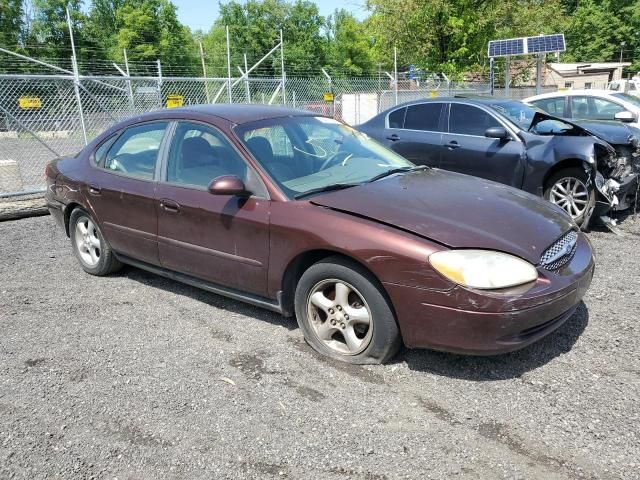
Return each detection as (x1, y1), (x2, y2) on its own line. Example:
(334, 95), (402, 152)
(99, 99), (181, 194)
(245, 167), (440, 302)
(0, 72), (556, 199)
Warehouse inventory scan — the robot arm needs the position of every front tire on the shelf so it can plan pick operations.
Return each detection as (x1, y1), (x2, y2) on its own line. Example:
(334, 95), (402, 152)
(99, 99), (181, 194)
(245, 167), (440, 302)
(294, 256), (401, 364)
(69, 208), (122, 276)
(544, 167), (596, 229)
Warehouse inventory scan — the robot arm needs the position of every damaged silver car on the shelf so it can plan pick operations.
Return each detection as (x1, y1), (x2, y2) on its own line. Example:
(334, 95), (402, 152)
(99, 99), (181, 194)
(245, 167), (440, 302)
(358, 98), (640, 230)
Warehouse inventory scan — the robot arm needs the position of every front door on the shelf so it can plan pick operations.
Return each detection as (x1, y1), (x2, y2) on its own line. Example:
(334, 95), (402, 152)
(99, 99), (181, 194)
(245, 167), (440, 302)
(155, 121), (270, 296)
(440, 103), (525, 188)
(88, 121), (169, 265)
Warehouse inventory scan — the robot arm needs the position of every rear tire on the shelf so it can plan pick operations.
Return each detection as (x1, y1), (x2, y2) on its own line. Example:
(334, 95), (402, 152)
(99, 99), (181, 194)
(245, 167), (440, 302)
(69, 208), (122, 276)
(544, 167), (595, 229)
(294, 256), (401, 364)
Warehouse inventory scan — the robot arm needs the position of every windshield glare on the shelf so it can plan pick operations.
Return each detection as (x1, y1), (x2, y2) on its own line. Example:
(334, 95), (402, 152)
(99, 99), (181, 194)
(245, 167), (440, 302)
(236, 116), (413, 199)
(611, 92), (640, 108)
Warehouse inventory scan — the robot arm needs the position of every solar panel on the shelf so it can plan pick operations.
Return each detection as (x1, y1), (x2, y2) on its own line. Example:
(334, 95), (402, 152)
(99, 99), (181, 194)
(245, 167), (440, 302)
(488, 38), (525, 58)
(527, 34), (566, 54)
(488, 34), (566, 57)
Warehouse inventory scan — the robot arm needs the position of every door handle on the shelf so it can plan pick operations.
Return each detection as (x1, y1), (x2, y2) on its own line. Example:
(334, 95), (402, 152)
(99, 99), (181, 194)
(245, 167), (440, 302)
(386, 133), (400, 141)
(159, 199), (180, 213)
(88, 184), (101, 195)
(446, 141), (460, 149)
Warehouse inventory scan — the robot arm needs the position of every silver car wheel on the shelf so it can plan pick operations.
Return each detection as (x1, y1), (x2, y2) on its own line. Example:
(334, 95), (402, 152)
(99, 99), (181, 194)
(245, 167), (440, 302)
(306, 279), (373, 355)
(74, 216), (101, 267)
(549, 177), (589, 219)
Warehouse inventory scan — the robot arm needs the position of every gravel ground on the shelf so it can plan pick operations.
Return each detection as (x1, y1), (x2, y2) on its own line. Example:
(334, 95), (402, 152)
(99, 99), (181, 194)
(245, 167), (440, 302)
(1, 214), (639, 480)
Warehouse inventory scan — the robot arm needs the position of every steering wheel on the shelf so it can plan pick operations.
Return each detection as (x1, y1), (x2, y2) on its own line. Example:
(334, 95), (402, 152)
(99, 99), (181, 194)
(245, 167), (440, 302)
(320, 151), (353, 171)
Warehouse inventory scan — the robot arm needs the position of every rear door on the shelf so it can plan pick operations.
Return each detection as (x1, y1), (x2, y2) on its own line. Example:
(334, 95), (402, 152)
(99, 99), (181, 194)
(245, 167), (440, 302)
(88, 121), (169, 265)
(154, 120), (271, 296)
(440, 103), (526, 188)
(379, 102), (445, 167)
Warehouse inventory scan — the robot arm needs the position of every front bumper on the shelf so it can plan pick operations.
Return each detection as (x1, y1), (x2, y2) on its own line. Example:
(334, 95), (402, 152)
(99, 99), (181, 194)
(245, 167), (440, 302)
(384, 233), (595, 355)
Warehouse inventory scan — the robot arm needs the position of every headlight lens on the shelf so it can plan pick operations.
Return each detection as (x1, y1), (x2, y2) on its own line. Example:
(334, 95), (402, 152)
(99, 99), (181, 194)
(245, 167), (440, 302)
(429, 250), (538, 290)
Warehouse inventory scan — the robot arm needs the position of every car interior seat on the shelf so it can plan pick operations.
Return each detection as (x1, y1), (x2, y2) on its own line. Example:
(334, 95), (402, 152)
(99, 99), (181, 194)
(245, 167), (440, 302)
(246, 136), (295, 181)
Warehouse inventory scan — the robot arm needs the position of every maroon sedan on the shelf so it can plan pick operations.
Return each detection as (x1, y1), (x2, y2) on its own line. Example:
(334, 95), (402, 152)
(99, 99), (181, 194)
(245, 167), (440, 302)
(45, 105), (594, 364)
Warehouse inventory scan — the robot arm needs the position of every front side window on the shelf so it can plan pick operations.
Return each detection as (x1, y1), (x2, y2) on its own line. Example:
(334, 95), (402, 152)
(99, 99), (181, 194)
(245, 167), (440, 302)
(404, 103), (443, 131)
(166, 121), (248, 188)
(237, 116), (413, 199)
(449, 104), (501, 136)
(103, 122), (168, 179)
(611, 92), (640, 108)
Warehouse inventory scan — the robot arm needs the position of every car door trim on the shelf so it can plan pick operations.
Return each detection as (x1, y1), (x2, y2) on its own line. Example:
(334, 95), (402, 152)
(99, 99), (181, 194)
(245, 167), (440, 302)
(157, 235), (263, 267)
(114, 253), (281, 313)
(103, 222), (156, 241)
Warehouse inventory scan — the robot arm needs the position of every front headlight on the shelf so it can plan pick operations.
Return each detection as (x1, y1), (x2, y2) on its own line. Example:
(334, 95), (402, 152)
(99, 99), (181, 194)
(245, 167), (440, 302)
(429, 250), (538, 290)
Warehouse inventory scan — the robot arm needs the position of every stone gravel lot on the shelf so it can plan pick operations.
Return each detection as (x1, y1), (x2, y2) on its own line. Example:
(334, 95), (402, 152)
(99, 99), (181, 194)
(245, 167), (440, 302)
(1, 214), (639, 480)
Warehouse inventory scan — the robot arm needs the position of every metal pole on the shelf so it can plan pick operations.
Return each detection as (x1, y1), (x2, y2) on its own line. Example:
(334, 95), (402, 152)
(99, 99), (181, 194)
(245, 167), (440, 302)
(244, 53), (251, 103)
(226, 26), (232, 103)
(280, 29), (286, 106)
(393, 46), (398, 106)
(66, 7), (88, 145)
(124, 49), (134, 109)
(200, 41), (211, 103)
(489, 57), (495, 96)
(322, 68), (334, 117)
(504, 56), (510, 97)
(292, 90), (296, 108)
(536, 54), (543, 95)
(157, 59), (163, 108)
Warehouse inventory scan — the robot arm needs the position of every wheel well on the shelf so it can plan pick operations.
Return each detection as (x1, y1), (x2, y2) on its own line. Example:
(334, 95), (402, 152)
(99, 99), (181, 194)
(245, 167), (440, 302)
(63, 202), (82, 237)
(542, 159), (589, 191)
(280, 250), (380, 317)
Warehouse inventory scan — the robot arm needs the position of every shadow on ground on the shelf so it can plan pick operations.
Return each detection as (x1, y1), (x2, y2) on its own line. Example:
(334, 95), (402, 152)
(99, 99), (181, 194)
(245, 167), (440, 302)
(115, 264), (297, 331)
(397, 302), (589, 381)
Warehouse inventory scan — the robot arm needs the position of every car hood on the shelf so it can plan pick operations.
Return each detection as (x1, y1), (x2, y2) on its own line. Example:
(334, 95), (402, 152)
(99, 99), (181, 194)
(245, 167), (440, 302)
(569, 119), (639, 145)
(310, 169), (574, 264)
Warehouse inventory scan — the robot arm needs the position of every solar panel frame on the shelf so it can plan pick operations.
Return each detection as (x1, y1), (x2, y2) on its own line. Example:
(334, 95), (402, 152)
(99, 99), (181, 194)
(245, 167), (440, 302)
(488, 34), (566, 57)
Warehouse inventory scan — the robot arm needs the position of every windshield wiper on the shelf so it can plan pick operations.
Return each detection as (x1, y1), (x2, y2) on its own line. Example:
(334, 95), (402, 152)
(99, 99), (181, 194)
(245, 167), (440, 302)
(294, 183), (361, 199)
(367, 165), (429, 183)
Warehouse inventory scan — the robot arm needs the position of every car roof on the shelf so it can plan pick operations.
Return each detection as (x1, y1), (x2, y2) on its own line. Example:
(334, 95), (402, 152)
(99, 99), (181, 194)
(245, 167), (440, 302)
(148, 104), (319, 124)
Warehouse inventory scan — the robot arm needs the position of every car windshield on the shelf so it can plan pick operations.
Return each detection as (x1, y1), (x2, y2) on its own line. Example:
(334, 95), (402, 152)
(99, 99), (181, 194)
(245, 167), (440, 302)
(235, 116), (414, 199)
(611, 93), (640, 108)
(486, 100), (540, 130)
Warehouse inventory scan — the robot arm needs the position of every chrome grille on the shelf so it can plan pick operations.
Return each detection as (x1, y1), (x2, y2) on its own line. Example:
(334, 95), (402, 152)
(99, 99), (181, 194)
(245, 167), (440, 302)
(540, 230), (578, 270)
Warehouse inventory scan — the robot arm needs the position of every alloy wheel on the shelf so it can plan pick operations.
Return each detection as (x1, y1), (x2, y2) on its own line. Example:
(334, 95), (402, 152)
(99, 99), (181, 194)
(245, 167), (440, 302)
(74, 216), (101, 267)
(306, 279), (373, 355)
(549, 177), (589, 219)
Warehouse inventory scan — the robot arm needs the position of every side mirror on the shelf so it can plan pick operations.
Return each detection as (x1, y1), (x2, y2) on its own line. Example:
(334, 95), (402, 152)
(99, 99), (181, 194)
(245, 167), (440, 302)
(208, 175), (249, 196)
(614, 111), (636, 123)
(485, 126), (509, 140)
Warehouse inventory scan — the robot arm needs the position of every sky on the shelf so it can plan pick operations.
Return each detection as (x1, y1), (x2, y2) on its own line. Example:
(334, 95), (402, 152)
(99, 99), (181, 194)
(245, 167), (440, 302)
(172, 0), (369, 32)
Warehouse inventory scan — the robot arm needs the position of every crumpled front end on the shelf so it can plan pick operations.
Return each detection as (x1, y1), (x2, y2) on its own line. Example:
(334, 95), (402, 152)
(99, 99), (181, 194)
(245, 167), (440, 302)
(592, 134), (640, 226)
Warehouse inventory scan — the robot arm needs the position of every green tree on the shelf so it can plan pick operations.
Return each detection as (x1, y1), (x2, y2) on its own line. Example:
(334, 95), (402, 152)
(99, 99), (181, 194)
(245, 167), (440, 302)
(115, 0), (198, 73)
(0, 0), (24, 48)
(325, 9), (375, 76)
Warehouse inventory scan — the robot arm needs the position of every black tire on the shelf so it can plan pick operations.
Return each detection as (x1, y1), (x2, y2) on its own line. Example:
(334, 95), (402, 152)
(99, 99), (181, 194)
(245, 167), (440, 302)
(544, 167), (596, 229)
(294, 256), (401, 364)
(69, 208), (122, 276)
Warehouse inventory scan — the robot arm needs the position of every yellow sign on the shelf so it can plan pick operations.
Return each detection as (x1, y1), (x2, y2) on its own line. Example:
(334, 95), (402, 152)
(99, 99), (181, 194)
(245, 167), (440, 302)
(323, 92), (334, 102)
(429, 90), (438, 98)
(19, 96), (42, 109)
(166, 95), (184, 108)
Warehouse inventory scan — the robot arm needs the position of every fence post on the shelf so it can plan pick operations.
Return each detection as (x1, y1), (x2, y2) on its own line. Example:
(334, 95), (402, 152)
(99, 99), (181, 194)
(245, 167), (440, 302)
(226, 26), (232, 103)
(280, 29), (286, 106)
(393, 46), (398, 106)
(199, 41), (211, 103)
(322, 68), (334, 117)
(504, 56), (510, 97)
(66, 7), (88, 145)
(157, 59), (163, 108)
(244, 53), (251, 103)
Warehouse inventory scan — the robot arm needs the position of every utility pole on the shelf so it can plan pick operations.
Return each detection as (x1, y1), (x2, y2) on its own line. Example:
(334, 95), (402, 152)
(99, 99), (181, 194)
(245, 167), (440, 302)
(620, 41), (626, 64)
